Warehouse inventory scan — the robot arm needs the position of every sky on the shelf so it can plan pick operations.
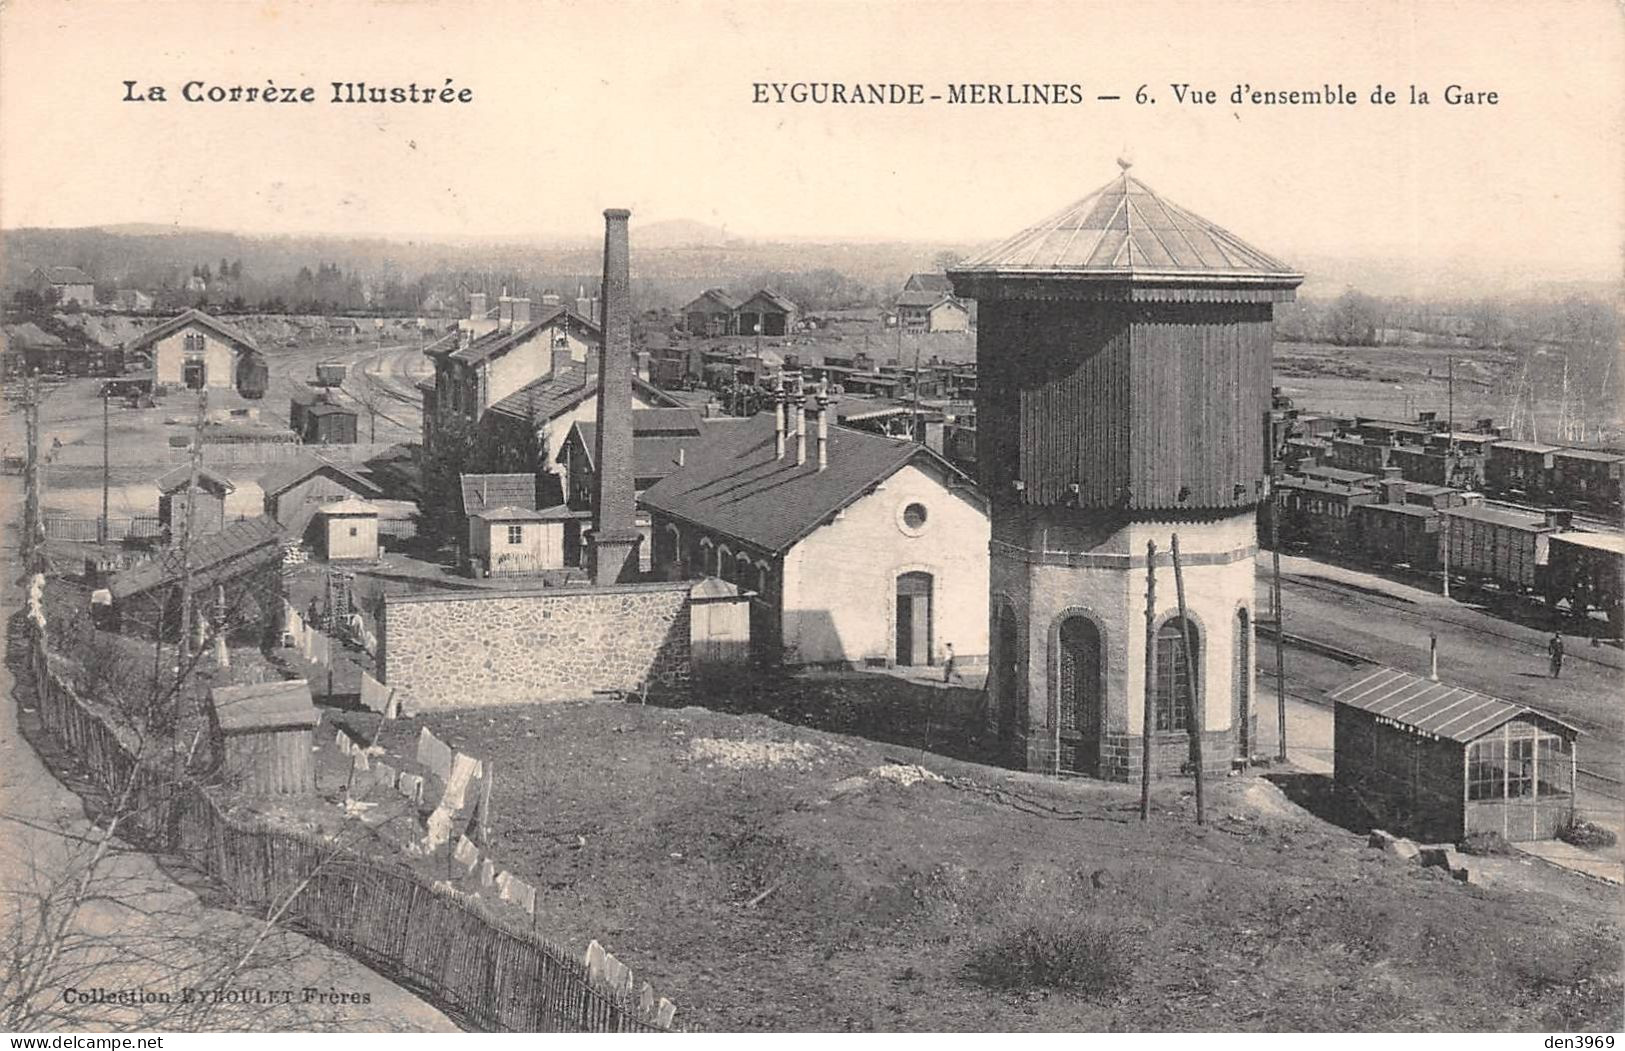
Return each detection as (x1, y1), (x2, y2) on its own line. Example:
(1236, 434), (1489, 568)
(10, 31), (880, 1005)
(1, 0), (1621, 282)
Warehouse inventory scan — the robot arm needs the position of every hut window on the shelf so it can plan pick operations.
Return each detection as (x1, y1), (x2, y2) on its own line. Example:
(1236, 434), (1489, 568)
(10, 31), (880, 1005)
(1506, 736), (1535, 798)
(1153, 617), (1198, 733)
(507, 524), (523, 545)
(1467, 739), (1506, 800)
(348, 526), (358, 538)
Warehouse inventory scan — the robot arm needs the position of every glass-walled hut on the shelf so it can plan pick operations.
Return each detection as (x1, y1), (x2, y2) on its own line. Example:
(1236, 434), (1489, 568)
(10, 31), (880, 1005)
(1332, 667), (1580, 843)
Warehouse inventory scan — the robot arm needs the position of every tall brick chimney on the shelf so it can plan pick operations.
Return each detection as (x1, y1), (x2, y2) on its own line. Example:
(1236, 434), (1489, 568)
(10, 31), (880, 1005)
(512, 296), (531, 328)
(468, 291), (487, 320)
(498, 293), (514, 330)
(586, 208), (642, 585)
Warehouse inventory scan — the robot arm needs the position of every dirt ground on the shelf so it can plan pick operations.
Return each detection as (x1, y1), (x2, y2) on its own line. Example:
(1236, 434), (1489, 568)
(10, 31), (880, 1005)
(331, 686), (1622, 1033)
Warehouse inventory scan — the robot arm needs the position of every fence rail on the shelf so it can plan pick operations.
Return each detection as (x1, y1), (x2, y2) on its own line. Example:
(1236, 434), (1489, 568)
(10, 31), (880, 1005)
(43, 515), (164, 542)
(21, 614), (667, 1033)
(46, 441), (405, 468)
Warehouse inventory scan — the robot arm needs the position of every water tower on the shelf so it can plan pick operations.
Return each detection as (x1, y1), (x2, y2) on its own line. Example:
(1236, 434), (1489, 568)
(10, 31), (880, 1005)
(948, 162), (1302, 780)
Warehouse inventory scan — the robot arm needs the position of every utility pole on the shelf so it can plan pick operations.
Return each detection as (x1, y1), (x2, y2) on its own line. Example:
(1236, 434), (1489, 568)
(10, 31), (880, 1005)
(174, 388), (208, 696)
(23, 371), (44, 574)
(911, 327), (924, 444)
(1171, 534), (1203, 826)
(1269, 460), (1287, 764)
(100, 388), (110, 545)
(1140, 539), (1157, 821)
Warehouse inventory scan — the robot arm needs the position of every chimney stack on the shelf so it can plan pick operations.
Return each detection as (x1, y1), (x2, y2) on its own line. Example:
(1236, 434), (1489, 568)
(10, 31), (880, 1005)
(512, 297), (531, 328)
(816, 386), (830, 471)
(468, 291), (487, 320)
(1382, 479), (1406, 505)
(773, 375), (786, 457)
(795, 392), (808, 467)
(586, 208), (642, 585)
(498, 293), (514, 331)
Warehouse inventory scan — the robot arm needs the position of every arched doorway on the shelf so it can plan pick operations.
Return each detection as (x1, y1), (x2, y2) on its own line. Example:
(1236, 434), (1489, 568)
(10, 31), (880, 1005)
(1234, 608), (1251, 758)
(1057, 616), (1103, 777)
(996, 606), (1020, 749)
(895, 571), (934, 666)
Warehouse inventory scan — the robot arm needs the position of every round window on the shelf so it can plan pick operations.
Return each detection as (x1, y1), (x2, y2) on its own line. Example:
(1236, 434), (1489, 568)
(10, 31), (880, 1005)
(897, 501), (930, 536)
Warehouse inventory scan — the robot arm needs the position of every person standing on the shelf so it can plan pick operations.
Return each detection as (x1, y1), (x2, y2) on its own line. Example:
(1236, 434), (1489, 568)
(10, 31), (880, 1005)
(942, 642), (960, 684)
(1549, 632), (1565, 679)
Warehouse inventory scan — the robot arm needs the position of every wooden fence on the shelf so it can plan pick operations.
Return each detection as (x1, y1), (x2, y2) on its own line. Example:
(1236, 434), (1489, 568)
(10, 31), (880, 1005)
(21, 599), (669, 1033)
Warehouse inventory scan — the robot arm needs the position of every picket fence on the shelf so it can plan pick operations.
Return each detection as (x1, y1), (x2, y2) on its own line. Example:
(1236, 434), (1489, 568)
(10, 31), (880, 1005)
(21, 613), (669, 1033)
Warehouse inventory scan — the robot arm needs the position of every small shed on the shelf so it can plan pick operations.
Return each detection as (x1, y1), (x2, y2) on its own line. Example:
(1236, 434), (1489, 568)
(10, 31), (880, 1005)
(688, 576), (753, 679)
(210, 679), (319, 796)
(1331, 667), (1581, 843)
(290, 392), (359, 445)
(156, 464), (236, 537)
(467, 505), (580, 577)
(317, 499), (380, 561)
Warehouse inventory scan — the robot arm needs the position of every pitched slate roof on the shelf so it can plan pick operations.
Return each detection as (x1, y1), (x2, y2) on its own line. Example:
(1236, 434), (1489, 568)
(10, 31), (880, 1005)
(471, 504), (584, 522)
(895, 290), (966, 309)
(461, 473), (537, 515)
(318, 498), (379, 516)
(1553, 448), (1625, 464)
(155, 464), (236, 495)
(953, 164), (1300, 282)
(484, 366), (682, 423)
(683, 288), (739, 312)
(257, 454), (382, 500)
(1492, 440), (1559, 454)
(903, 273), (953, 293)
(126, 309), (261, 353)
(1300, 465), (1377, 485)
(211, 679), (318, 733)
(1437, 504), (1552, 530)
(449, 306), (601, 366)
(40, 266), (94, 285)
(563, 423), (696, 485)
(1330, 666), (1578, 743)
(1549, 531), (1625, 555)
(737, 288), (798, 313)
(106, 515), (283, 601)
(639, 412), (974, 555)
(4, 322), (66, 348)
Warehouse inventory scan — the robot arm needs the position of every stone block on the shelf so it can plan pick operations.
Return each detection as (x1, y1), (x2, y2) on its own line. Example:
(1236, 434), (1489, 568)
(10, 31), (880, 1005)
(1384, 837), (1421, 862)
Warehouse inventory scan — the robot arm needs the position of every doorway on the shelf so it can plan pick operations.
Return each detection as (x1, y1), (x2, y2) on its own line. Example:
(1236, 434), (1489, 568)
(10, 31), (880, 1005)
(1057, 616), (1102, 776)
(895, 571), (933, 666)
(183, 360), (206, 389)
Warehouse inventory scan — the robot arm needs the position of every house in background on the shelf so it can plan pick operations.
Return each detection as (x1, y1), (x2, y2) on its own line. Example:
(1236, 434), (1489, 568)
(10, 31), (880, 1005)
(126, 309), (265, 395)
(556, 407), (703, 572)
(33, 266), (96, 308)
(895, 290), (972, 333)
(473, 354), (684, 504)
(735, 289), (798, 337)
(259, 454), (384, 541)
(640, 405), (989, 669)
(420, 293), (603, 457)
(681, 289), (739, 336)
(114, 289), (155, 312)
(156, 464), (236, 538)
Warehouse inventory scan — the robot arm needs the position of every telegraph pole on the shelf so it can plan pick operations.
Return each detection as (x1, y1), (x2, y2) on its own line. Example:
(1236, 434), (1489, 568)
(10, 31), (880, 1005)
(175, 388), (208, 689)
(100, 388), (110, 545)
(1171, 534), (1203, 826)
(1140, 539), (1157, 821)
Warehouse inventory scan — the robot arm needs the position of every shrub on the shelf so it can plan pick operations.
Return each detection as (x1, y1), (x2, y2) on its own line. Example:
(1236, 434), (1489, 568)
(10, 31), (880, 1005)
(1459, 830), (1515, 856)
(967, 916), (1136, 997)
(1557, 819), (1618, 849)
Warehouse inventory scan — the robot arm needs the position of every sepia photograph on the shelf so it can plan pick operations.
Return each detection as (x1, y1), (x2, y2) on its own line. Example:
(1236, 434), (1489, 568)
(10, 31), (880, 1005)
(0, 0), (1620, 1038)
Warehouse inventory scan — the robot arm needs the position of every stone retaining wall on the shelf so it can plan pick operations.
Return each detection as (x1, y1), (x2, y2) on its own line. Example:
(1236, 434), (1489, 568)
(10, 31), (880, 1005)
(381, 581), (692, 711)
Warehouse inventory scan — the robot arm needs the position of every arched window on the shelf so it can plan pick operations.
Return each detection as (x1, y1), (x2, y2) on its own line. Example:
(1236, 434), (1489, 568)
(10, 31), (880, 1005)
(1056, 615), (1103, 776)
(717, 545), (733, 582)
(1154, 617), (1199, 733)
(996, 605), (1021, 744)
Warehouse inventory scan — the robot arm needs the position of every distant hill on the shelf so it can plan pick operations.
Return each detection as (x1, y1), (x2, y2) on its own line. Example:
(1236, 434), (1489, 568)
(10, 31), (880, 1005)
(635, 219), (733, 248)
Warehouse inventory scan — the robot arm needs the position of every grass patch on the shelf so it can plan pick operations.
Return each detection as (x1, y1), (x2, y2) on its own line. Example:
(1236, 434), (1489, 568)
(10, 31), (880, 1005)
(968, 915), (1136, 997)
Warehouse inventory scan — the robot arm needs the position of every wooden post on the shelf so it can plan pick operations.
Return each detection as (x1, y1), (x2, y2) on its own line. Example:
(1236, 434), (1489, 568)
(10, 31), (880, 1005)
(1140, 539), (1157, 821)
(1271, 479), (1287, 763)
(175, 389), (208, 690)
(100, 388), (110, 545)
(1171, 534), (1204, 825)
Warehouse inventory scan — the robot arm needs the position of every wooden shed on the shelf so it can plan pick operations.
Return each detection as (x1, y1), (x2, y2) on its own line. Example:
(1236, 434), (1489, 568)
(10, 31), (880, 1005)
(156, 464), (236, 538)
(1331, 666), (1580, 843)
(688, 576), (753, 678)
(317, 499), (380, 561)
(210, 679), (319, 796)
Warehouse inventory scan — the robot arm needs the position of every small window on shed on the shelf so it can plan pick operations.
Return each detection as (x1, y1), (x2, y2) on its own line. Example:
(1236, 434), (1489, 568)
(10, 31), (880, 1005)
(507, 524), (524, 545)
(348, 526), (358, 538)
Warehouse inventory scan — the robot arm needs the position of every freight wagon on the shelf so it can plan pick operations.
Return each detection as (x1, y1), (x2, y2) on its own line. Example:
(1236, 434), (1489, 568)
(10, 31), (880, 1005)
(1544, 531), (1625, 631)
(1438, 504), (1568, 592)
(314, 361), (348, 388)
